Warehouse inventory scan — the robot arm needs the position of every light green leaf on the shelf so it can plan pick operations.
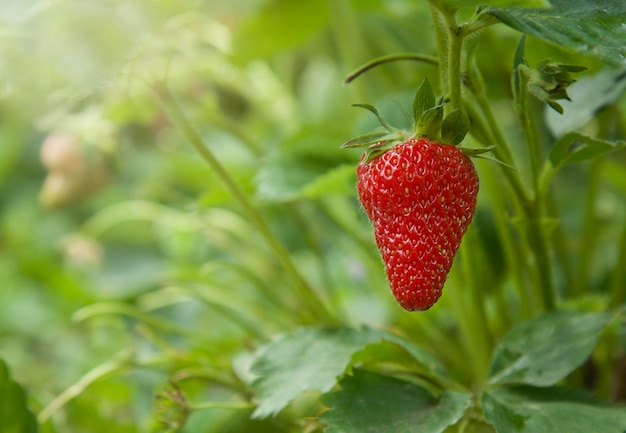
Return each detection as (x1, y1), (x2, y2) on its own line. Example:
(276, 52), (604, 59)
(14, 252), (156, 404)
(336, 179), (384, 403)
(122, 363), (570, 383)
(0, 360), (38, 433)
(320, 369), (471, 433)
(412, 78), (436, 129)
(489, 311), (611, 386)
(341, 129), (401, 149)
(549, 132), (626, 169)
(250, 327), (387, 418)
(484, 1), (626, 66)
(546, 68), (626, 137)
(483, 386), (626, 433)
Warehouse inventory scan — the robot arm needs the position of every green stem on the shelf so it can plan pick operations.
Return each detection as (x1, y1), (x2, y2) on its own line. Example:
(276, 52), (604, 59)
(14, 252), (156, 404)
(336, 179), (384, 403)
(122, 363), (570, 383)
(39, 352), (135, 423)
(609, 223), (626, 309)
(547, 195), (576, 297)
(472, 94), (529, 204)
(343, 52), (439, 84)
(190, 401), (255, 411)
(429, 3), (449, 91)
(153, 85), (337, 326)
(459, 228), (493, 386)
(446, 25), (464, 112)
(574, 159), (602, 297)
(518, 84), (542, 205)
(517, 74), (556, 312)
(479, 162), (532, 320)
(429, 1), (464, 111)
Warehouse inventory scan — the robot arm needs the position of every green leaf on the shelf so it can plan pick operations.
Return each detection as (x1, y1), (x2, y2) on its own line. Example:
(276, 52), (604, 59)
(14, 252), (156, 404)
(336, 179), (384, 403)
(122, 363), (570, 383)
(413, 78), (436, 130)
(483, 386), (626, 433)
(341, 129), (402, 149)
(351, 337), (448, 379)
(489, 311), (611, 386)
(459, 145), (496, 156)
(546, 68), (626, 137)
(0, 360), (38, 433)
(417, 105), (444, 140)
(441, 109), (470, 145)
(484, 1), (626, 66)
(320, 370), (471, 433)
(520, 61), (586, 114)
(250, 327), (388, 418)
(549, 132), (626, 169)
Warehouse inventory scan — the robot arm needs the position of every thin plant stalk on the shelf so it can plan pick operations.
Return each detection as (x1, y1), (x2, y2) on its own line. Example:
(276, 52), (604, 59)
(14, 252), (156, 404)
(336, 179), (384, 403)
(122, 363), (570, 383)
(153, 85), (337, 326)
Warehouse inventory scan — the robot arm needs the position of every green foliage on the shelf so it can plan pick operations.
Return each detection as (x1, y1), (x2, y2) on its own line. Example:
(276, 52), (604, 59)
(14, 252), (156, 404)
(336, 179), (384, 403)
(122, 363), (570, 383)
(484, 1), (626, 66)
(0, 360), (37, 433)
(320, 370), (471, 433)
(1, 0), (626, 432)
(250, 327), (385, 418)
(488, 311), (611, 386)
(483, 387), (626, 433)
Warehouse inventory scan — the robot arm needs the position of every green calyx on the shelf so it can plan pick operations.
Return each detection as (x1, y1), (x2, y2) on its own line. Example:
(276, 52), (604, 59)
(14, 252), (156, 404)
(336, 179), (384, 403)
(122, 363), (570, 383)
(522, 61), (586, 114)
(513, 37), (586, 115)
(341, 78), (471, 162)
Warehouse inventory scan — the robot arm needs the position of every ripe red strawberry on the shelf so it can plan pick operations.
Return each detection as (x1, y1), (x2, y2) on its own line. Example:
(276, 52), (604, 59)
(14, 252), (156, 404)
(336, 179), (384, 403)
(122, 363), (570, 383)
(343, 78), (485, 311)
(356, 137), (478, 311)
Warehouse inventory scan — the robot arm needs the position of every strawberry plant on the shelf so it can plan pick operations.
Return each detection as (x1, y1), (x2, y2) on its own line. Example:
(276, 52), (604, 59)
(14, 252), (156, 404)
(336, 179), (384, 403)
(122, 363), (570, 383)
(1, 1), (626, 432)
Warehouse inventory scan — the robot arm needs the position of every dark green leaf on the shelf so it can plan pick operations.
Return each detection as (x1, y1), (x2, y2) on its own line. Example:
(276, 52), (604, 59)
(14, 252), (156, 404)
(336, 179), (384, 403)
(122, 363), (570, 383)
(484, 1), (626, 66)
(413, 78), (436, 130)
(320, 370), (471, 433)
(0, 360), (38, 433)
(351, 337), (448, 378)
(250, 327), (388, 418)
(483, 386), (626, 433)
(522, 61), (586, 114)
(489, 311), (611, 386)
(441, 109), (470, 145)
(546, 68), (626, 137)
(549, 132), (626, 169)
(463, 419), (498, 433)
(417, 105), (444, 139)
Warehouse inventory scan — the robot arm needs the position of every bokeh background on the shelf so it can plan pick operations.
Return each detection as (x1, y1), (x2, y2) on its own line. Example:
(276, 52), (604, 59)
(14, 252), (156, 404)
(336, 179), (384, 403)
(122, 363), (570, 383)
(1, 1), (625, 432)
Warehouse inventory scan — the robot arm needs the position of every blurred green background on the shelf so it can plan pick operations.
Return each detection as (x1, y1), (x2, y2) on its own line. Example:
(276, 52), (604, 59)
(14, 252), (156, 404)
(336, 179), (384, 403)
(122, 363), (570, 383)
(1, 0), (625, 432)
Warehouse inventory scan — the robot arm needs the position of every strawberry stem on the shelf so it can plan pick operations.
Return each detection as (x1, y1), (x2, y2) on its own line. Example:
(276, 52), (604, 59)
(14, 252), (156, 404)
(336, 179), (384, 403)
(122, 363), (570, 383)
(429, 1), (464, 113)
(446, 25), (464, 112)
(343, 52), (439, 85)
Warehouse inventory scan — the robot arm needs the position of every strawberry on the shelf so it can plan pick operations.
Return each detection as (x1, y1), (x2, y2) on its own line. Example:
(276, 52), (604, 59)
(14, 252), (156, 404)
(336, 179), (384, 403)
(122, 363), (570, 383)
(344, 79), (485, 311)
